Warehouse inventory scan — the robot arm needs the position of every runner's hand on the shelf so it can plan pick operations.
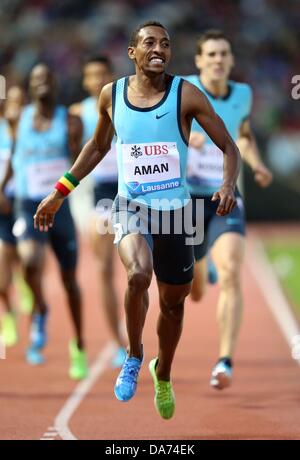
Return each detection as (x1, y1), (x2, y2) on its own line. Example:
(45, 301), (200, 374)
(211, 185), (236, 216)
(0, 191), (12, 214)
(253, 164), (273, 188)
(33, 190), (65, 232)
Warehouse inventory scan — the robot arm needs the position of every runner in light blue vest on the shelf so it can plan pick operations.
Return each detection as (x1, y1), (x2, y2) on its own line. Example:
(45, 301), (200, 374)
(11, 64), (88, 379)
(0, 113), (17, 346)
(34, 22), (240, 419)
(69, 56), (126, 367)
(184, 29), (273, 391)
(0, 86), (27, 347)
(113, 75), (190, 208)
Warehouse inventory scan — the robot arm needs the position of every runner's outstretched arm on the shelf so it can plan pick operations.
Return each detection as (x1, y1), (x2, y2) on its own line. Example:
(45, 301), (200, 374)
(237, 120), (273, 188)
(183, 81), (241, 215)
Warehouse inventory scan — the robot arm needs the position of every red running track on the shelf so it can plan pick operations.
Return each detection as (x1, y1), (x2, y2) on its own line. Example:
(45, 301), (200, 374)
(0, 225), (299, 440)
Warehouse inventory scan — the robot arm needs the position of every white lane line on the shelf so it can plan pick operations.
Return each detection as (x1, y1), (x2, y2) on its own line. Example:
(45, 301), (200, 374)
(54, 342), (116, 440)
(40, 342), (116, 441)
(40, 426), (59, 440)
(247, 237), (300, 365)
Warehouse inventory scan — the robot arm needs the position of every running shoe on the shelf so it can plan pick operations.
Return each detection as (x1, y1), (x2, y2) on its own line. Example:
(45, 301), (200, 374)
(26, 346), (45, 365)
(1, 312), (18, 347)
(69, 339), (89, 381)
(210, 357), (233, 390)
(114, 353), (143, 401)
(30, 312), (48, 350)
(149, 358), (175, 420)
(111, 346), (127, 368)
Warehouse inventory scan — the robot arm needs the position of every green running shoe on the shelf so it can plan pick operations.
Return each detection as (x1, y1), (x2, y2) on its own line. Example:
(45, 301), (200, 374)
(1, 312), (18, 347)
(69, 340), (89, 381)
(149, 358), (175, 420)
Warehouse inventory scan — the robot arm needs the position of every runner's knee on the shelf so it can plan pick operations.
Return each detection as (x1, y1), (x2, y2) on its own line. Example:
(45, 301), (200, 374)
(160, 284), (190, 318)
(20, 254), (41, 276)
(218, 260), (241, 290)
(127, 265), (152, 293)
(160, 299), (184, 322)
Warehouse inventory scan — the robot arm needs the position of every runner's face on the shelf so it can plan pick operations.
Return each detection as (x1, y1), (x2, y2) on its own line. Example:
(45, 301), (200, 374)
(195, 39), (233, 82)
(30, 65), (55, 100)
(83, 62), (112, 97)
(128, 26), (171, 75)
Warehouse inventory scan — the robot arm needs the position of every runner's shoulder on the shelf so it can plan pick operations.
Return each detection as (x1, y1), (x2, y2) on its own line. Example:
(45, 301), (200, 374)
(180, 78), (208, 113)
(98, 82), (115, 112)
(181, 78), (206, 99)
(230, 80), (252, 99)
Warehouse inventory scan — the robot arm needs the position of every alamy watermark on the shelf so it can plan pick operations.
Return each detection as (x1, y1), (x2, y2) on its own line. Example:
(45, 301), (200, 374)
(291, 75), (300, 100)
(94, 197), (205, 246)
(0, 74), (6, 100)
(0, 335), (6, 359)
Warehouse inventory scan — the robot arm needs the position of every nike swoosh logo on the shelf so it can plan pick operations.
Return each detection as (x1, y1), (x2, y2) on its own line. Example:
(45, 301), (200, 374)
(183, 262), (194, 272)
(156, 112), (169, 119)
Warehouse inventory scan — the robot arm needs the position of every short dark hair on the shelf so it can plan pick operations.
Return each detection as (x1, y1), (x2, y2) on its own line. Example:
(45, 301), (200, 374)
(84, 55), (113, 72)
(129, 21), (167, 47)
(196, 29), (231, 55)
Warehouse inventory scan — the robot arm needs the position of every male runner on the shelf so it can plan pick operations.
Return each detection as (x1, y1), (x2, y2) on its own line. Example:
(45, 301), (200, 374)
(4, 65), (88, 379)
(0, 87), (25, 346)
(34, 22), (240, 419)
(70, 56), (126, 367)
(185, 29), (273, 389)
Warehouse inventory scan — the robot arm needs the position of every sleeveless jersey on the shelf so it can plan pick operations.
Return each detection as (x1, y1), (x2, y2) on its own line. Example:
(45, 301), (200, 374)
(184, 75), (252, 196)
(112, 75), (190, 210)
(13, 105), (70, 200)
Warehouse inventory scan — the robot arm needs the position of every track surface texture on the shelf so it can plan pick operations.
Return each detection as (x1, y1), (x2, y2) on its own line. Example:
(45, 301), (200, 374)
(0, 224), (299, 440)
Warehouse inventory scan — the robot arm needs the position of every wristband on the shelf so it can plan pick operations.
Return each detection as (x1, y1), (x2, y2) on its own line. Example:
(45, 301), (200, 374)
(55, 172), (80, 196)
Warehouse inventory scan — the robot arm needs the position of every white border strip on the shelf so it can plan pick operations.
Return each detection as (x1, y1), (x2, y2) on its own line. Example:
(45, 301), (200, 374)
(40, 342), (116, 441)
(248, 237), (300, 364)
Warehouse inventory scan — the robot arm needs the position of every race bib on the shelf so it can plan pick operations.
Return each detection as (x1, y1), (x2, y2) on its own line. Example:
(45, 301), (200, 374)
(27, 158), (70, 198)
(122, 142), (181, 194)
(187, 144), (223, 185)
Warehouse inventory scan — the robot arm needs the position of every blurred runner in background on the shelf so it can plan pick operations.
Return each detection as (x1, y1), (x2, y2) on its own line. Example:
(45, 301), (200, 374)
(185, 29), (273, 390)
(70, 56), (127, 367)
(0, 86), (33, 347)
(4, 65), (88, 380)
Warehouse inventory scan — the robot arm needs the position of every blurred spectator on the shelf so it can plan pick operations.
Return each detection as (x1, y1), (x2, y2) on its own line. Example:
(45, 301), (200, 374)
(0, 0), (299, 219)
(0, 1), (298, 115)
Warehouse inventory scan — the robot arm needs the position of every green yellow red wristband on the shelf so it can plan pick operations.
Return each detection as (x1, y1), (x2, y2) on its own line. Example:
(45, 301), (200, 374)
(55, 172), (80, 196)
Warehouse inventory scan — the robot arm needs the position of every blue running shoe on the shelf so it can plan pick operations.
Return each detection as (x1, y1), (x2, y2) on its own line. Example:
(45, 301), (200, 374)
(114, 354), (143, 402)
(210, 357), (232, 390)
(30, 312), (48, 350)
(207, 257), (218, 285)
(26, 346), (45, 365)
(111, 346), (127, 368)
